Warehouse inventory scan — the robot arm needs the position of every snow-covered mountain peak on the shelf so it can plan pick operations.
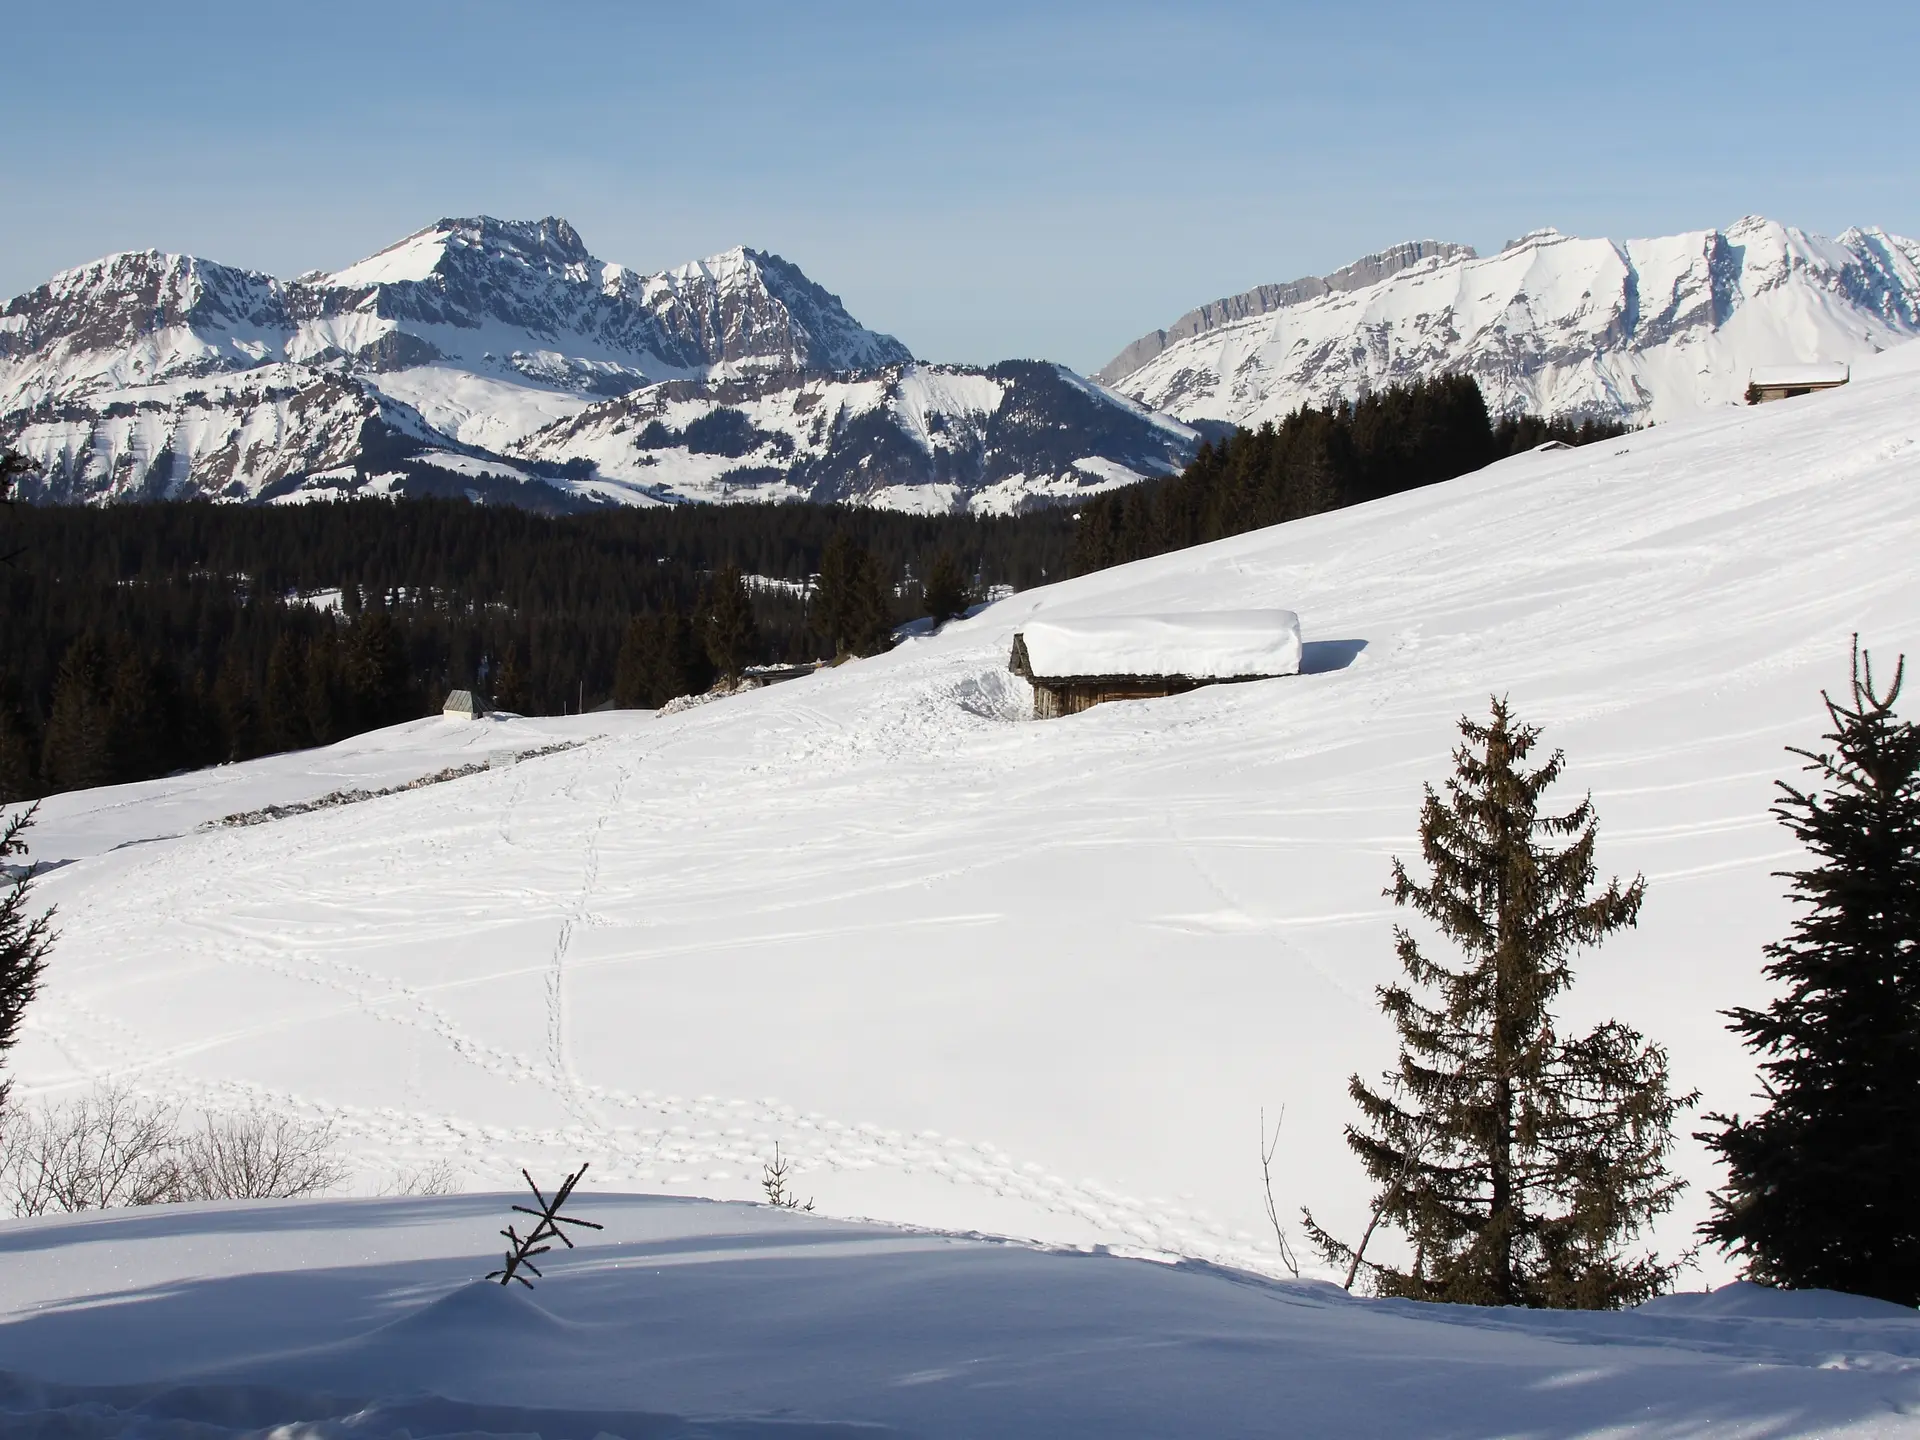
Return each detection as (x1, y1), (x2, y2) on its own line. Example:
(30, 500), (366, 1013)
(2, 219), (1170, 513)
(1498, 226), (1565, 252)
(325, 215), (596, 290)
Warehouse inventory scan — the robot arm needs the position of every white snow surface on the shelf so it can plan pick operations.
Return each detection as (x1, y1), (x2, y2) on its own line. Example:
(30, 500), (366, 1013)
(12, 339), (1920, 1342)
(1, 1196), (1915, 1439)
(1019, 611), (1304, 679)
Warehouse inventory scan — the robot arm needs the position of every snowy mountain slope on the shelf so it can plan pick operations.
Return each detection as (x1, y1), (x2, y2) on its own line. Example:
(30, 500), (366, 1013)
(1095, 239), (1477, 383)
(15, 340), (1920, 1289)
(0, 218), (1192, 512)
(509, 360), (1198, 511)
(1, 1195), (1913, 1439)
(0, 218), (909, 413)
(1106, 217), (1920, 427)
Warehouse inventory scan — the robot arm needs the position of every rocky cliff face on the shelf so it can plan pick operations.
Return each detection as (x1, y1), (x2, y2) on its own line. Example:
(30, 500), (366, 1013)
(1102, 218), (1920, 426)
(0, 218), (1191, 512)
(1095, 240), (1476, 384)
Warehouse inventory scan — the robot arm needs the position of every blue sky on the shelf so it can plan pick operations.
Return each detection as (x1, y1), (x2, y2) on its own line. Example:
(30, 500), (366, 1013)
(4, 0), (1914, 373)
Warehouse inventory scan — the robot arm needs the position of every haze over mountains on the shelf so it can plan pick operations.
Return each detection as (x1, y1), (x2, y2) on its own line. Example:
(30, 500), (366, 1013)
(2, 214), (1916, 514)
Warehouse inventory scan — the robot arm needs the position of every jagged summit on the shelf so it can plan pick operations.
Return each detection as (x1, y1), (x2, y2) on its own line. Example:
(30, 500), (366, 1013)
(325, 216), (597, 289)
(0, 217), (1180, 514)
(1104, 217), (1920, 427)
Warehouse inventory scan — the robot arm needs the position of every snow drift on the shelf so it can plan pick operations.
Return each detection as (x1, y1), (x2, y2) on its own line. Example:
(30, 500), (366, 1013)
(0, 1194), (1914, 1438)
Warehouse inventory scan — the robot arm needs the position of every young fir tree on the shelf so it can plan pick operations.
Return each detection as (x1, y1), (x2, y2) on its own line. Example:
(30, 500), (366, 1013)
(1305, 698), (1691, 1308)
(0, 706), (36, 805)
(699, 564), (760, 684)
(0, 805), (54, 1109)
(40, 636), (112, 795)
(814, 534), (893, 657)
(261, 633), (312, 753)
(492, 644), (534, 716)
(1699, 643), (1920, 1305)
(922, 550), (970, 628)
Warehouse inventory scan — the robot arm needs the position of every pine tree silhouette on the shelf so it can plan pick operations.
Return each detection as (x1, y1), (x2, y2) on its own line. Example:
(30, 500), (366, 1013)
(699, 564), (760, 684)
(1305, 699), (1691, 1308)
(922, 550), (970, 628)
(40, 637), (112, 794)
(1700, 641), (1920, 1305)
(261, 634), (312, 752)
(0, 805), (54, 1110)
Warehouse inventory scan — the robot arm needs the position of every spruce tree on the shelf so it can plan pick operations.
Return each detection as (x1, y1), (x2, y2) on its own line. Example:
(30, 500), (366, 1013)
(922, 550), (970, 627)
(40, 636), (112, 794)
(0, 804), (53, 1109)
(613, 616), (654, 709)
(699, 565), (760, 684)
(346, 610), (412, 728)
(261, 633), (312, 752)
(0, 707), (36, 805)
(492, 644), (534, 715)
(1699, 642), (1920, 1305)
(1306, 698), (1691, 1308)
(814, 533), (857, 655)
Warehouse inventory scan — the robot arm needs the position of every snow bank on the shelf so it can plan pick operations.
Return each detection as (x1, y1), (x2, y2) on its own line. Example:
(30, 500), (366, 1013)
(0, 1194), (1914, 1439)
(1017, 610), (1303, 679)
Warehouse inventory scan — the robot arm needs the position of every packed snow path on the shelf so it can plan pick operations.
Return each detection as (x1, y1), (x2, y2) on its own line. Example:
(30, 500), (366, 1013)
(16, 341), (1920, 1281)
(0, 1195), (1915, 1438)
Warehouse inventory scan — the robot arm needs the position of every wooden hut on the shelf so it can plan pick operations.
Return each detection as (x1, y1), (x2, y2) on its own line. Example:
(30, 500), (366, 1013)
(1747, 363), (1850, 404)
(1009, 611), (1302, 719)
(442, 689), (488, 720)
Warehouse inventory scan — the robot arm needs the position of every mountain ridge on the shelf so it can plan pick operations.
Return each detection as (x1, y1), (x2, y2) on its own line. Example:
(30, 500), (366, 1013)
(0, 218), (1192, 514)
(1102, 216), (1920, 427)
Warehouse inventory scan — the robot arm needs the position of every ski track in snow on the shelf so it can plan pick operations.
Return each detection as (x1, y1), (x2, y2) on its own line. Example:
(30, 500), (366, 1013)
(15, 340), (1920, 1281)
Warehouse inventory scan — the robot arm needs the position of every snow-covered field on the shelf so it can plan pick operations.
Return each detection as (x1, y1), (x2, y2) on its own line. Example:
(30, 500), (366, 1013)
(7, 340), (1920, 1433)
(3, 1194), (1915, 1438)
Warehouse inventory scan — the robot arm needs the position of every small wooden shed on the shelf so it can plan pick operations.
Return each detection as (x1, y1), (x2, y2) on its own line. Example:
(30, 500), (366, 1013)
(443, 689), (488, 720)
(1747, 363), (1850, 404)
(1009, 611), (1303, 719)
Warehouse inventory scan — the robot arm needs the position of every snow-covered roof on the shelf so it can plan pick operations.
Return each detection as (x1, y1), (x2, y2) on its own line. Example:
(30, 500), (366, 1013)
(1015, 611), (1302, 680)
(1748, 363), (1850, 389)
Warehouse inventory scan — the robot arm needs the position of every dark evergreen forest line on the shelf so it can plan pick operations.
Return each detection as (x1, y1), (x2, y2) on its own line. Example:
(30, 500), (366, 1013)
(0, 376), (1625, 801)
(1068, 376), (1624, 573)
(0, 498), (1071, 800)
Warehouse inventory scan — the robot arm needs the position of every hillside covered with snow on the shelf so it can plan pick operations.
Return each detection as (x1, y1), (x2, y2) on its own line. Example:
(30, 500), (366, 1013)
(1104, 216), (1920, 428)
(14, 334), (1920, 1295)
(0, 218), (1193, 514)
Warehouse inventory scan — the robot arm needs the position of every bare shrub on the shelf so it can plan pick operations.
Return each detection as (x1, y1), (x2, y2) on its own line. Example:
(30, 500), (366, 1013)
(379, 1158), (462, 1196)
(0, 1088), (348, 1214)
(0, 1085), (182, 1216)
(173, 1109), (350, 1202)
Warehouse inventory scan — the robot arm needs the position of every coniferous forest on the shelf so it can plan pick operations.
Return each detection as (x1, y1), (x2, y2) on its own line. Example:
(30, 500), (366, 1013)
(0, 376), (1625, 801)
(1068, 377), (1624, 573)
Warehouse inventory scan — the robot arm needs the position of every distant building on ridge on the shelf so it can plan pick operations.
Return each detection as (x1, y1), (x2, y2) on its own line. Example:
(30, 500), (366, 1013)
(443, 689), (488, 720)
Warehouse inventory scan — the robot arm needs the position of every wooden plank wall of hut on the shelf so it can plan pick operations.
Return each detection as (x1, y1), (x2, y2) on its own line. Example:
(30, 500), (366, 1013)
(1033, 677), (1200, 719)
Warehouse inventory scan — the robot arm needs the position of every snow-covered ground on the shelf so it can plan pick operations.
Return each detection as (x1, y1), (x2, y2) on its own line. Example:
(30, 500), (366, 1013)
(7, 339), (1920, 1433)
(2, 1193), (1915, 1438)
